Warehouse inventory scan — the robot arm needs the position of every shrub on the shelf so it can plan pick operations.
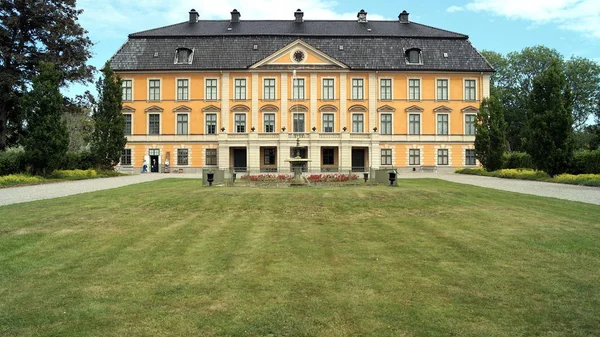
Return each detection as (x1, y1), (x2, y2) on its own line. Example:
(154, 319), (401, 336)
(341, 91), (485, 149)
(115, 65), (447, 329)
(495, 169), (550, 180)
(553, 174), (600, 186)
(0, 148), (27, 175)
(0, 174), (44, 187)
(49, 169), (98, 179)
(570, 149), (600, 174)
(62, 151), (96, 170)
(502, 152), (534, 169)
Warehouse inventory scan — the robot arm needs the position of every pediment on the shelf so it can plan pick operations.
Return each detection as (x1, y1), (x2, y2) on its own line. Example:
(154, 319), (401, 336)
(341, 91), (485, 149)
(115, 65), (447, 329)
(173, 105), (192, 112)
(122, 106), (135, 112)
(251, 39), (348, 69)
(461, 106), (479, 113)
(319, 104), (338, 113)
(231, 104), (250, 112)
(434, 105), (452, 112)
(260, 104), (280, 112)
(144, 105), (164, 112)
(377, 105), (396, 112)
(405, 105), (424, 112)
(349, 104), (367, 112)
(202, 104), (220, 112)
(289, 104), (308, 112)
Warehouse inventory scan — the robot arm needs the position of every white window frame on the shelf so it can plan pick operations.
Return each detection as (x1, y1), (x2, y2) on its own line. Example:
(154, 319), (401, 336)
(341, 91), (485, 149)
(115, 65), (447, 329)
(465, 149), (477, 166)
(147, 112), (162, 135)
(406, 49), (423, 65)
(205, 148), (218, 166)
(436, 78), (450, 101)
(407, 77), (421, 101)
(205, 78), (219, 101)
(120, 148), (132, 166)
(292, 77), (306, 100)
(175, 112), (190, 135)
(379, 113), (393, 135)
(204, 112), (218, 135)
(464, 113), (477, 135)
(234, 113), (247, 133)
(464, 78), (478, 101)
(292, 112), (305, 132)
(322, 77), (336, 100)
(351, 113), (365, 133)
(437, 149), (449, 166)
(409, 148), (421, 166)
(175, 78), (190, 101)
(436, 113), (450, 136)
(234, 77), (248, 100)
(381, 148), (393, 166)
(407, 113), (422, 135)
(351, 77), (365, 100)
(379, 78), (393, 100)
(263, 113), (276, 133)
(176, 148), (190, 166)
(147, 78), (161, 101)
(263, 77), (277, 100)
(322, 113), (335, 133)
(122, 78), (134, 102)
(123, 113), (133, 135)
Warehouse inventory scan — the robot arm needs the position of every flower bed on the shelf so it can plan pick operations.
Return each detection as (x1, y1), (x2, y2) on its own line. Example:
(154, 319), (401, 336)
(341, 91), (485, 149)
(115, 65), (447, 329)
(307, 173), (360, 182)
(239, 174), (293, 182)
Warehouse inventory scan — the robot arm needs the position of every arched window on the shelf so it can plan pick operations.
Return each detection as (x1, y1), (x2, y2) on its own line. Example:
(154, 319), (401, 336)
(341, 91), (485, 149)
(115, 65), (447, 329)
(174, 48), (194, 64)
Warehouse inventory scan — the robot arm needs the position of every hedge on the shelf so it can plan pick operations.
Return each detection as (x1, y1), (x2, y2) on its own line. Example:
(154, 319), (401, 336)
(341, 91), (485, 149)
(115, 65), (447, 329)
(0, 148), (27, 176)
(570, 149), (600, 174)
(502, 152), (534, 169)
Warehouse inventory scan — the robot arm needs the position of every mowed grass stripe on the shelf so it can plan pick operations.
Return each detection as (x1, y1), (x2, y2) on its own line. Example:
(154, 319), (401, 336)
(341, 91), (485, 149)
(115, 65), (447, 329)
(0, 179), (599, 337)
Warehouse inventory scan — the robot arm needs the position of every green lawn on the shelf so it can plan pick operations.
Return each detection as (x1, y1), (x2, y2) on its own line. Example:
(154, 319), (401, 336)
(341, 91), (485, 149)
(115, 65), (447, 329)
(1, 179), (599, 337)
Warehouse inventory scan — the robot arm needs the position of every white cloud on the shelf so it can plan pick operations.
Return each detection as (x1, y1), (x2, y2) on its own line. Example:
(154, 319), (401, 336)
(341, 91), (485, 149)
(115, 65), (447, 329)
(446, 5), (464, 13)
(463, 0), (600, 38)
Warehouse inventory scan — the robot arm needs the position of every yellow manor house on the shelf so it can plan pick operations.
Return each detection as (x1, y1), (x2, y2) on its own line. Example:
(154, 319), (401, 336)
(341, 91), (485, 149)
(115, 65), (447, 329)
(111, 8), (493, 173)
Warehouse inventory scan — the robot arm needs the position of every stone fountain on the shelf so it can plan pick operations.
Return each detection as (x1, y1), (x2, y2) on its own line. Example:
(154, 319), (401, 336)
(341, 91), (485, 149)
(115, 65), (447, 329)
(285, 136), (311, 186)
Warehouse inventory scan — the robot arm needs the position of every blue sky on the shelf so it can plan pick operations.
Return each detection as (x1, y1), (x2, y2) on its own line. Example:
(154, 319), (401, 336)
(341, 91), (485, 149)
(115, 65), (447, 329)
(70, 0), (600, 97)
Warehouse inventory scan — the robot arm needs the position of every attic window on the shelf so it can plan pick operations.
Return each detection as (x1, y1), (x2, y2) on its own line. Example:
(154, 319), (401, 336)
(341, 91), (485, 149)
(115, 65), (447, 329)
(175, 48), (194, 64)
(406, 48), (422, 65)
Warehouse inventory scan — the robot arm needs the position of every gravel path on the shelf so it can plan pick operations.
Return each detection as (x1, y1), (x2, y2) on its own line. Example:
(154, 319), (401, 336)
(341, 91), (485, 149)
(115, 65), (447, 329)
(1, 172), (598, 206)
(0, 174), (201, 207)
(399, 172), (600, 205)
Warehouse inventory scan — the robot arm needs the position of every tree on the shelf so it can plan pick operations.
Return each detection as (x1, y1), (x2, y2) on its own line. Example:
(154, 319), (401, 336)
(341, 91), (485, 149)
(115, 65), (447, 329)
(565, 56), (600, 130)
(21, 62), (69, 176)
(527, 60), (574, 177)
(0, 0), (94, 150)
(475, 96), (507, 171)
(90, 62), (126, 170)
(64, 92), (94, 152)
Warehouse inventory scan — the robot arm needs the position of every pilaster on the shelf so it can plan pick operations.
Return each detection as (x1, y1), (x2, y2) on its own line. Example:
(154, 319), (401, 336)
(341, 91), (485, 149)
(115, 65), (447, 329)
(310, 73), (317, 130)
(340, 73), (347, 130)
(221, 73), (230, 132)
(281, 73), (288, 131)
(368, 72), (377, 132)
(252, 73), (259, 129)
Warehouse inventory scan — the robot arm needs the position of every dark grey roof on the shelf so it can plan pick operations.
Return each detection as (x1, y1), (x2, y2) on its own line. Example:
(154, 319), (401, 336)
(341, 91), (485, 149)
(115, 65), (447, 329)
(129, 20), (467, 39)
(111, 20), (494, 72)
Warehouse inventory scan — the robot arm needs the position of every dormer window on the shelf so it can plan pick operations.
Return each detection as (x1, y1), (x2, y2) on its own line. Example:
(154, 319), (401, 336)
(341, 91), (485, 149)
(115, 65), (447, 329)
(174, 48), (193, 64)
(406, 48), (422, 64)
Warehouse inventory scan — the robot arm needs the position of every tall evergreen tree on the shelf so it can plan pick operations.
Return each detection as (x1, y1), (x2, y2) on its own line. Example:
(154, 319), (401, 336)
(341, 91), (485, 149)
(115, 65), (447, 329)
(0, 0), (94, 150)
(21, 62), (69, 176)
(527, 60), (574, 176)
(475, 96), (507, 172)
(90, 62), (126, 170)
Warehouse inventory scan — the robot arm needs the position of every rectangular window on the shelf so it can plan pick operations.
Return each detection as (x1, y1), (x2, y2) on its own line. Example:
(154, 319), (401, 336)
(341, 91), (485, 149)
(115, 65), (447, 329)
(206, 114), (217, 134)
(465, 79), (476, 101)
(177, 79), (189, 100)
(466, 149), (476, 165)
(205, 79), (218, 100)
(352, 78), (364, 100)
(437, 114), (449, 135)
(409, 79), (420, 100)
(409, 114), (420, 135)
(122, 80), (132, 101)
(234, 79), (246, 100)
(322, 79), (334, 100)
(263, 78), (276, 100)
(380, 79), (392, 100)
(293, 78), (305, 100)
(264, 113), (275, 133)
(352, 114), (364, 132)
(206, 149), (217, 166)
(235, 114), (246, 133)
(437, 79), (448, 100)
(149, 79), (160, 101)
(120, 149), (131, 165)
(322, 113), (334, 132)
(380, 114), (392, 135)
(177, 149), (189, 166)
(124, 114), (132, 135)
(322, 148), (335, 165)
(293, 113), (305, 132)
(438, 149), (449, 165)
(409, 149), (420, 165)
(465, 114), (476, 135)
(177, 114), (188, 135)
(381, 149), (392, 165)
(264, 148), (276, 165)
(149, 114), (160, 135)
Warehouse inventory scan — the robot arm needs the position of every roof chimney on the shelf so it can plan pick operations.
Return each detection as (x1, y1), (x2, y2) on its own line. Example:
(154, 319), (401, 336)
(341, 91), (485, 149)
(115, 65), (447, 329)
(294, 9), (304, 23)
(399, 10), (409, 23)
(230, 9), (240, 23)
(357, 9), (367, 23)
(189, 9), (199, 23)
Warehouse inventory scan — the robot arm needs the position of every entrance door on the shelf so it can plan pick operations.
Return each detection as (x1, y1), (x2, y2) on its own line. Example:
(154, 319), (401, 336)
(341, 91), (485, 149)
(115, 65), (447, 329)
(150, 155), (159, 172)
(233, 148), (247, 171)
(352, 148), (365, 172)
